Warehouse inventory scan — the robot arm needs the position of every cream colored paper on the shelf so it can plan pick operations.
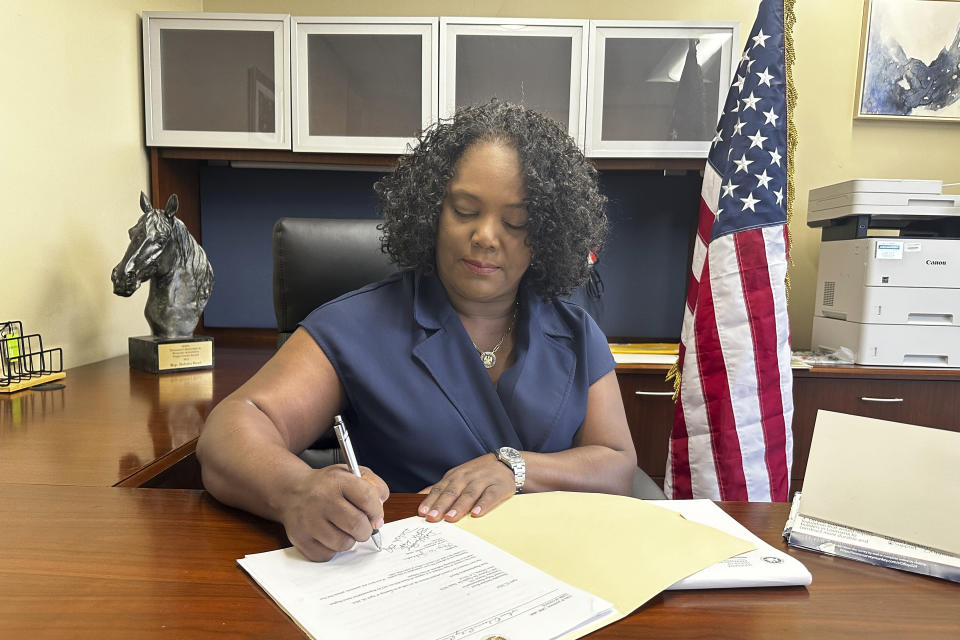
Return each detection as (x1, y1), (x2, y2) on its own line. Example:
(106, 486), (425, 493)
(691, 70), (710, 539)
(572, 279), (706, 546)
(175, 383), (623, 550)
(800, 410), (960, 556)
(457, 491), (754, 638)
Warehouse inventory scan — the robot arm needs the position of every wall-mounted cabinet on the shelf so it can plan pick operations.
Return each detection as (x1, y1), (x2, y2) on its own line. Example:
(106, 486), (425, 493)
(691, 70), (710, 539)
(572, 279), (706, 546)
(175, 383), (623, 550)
(292, 17), (438, 154)
(586, 20), (738, 158)
(142, 13), (738, 160)
(142, 12), (291, 149)
(439, 17), (588, 147)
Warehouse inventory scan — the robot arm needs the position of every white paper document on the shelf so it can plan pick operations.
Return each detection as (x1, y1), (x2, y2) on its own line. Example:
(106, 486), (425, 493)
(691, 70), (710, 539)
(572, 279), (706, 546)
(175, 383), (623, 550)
(238, 517), (613, 640)
(652, 500), (812, 589)
(784, 492), (960, 584)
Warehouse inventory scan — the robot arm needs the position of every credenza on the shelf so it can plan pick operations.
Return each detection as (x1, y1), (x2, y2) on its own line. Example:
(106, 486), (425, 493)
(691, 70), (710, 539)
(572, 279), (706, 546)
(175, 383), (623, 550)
(617, 363), (960, 493)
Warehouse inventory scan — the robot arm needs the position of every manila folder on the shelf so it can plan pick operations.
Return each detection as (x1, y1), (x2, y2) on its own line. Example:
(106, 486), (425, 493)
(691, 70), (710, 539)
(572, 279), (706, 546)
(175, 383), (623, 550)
(799, 410), (960, 556)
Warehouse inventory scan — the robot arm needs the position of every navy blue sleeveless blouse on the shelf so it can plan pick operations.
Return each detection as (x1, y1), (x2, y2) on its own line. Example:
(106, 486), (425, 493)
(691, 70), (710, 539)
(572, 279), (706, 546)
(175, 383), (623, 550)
(300, 270), (615, 492)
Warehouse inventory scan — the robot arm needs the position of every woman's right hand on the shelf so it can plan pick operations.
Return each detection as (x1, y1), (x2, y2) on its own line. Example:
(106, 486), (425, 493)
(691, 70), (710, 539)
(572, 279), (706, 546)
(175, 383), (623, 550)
(279, 465), (390, 562)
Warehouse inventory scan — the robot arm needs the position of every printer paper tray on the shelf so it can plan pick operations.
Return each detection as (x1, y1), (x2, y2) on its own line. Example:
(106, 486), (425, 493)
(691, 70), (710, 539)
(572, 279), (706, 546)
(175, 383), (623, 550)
(812, 317), (960, 367)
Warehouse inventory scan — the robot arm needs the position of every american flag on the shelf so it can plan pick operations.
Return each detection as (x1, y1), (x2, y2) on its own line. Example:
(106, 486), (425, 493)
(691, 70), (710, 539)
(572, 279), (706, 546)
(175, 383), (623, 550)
(665, 0), (794, 501)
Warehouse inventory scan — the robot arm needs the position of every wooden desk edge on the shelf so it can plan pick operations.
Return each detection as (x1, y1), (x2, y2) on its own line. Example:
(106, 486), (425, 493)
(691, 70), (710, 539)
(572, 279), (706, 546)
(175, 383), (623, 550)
(115, 438), (199, 488)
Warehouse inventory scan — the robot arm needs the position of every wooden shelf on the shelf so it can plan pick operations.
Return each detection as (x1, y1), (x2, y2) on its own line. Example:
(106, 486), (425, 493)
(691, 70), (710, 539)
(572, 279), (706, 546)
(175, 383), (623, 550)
(591, 158), (705, 172)
(153, 147), (706, 173)
(157, 147), (399, 167)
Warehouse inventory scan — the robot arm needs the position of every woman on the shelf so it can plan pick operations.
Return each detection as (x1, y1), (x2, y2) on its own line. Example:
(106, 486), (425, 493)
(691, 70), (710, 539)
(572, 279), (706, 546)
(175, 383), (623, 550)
(197, 101), (636, 562)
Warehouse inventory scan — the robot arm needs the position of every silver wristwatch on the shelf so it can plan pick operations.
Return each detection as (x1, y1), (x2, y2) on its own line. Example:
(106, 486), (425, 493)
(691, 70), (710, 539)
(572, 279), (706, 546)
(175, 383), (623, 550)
(495, 446), (526, 494)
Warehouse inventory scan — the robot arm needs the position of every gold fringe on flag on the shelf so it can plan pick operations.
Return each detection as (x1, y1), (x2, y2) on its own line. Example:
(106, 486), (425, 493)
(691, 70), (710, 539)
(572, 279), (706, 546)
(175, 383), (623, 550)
(667, 0), (798, 402)
(666, 351), (681, 401)
(784, 0), (797, 296)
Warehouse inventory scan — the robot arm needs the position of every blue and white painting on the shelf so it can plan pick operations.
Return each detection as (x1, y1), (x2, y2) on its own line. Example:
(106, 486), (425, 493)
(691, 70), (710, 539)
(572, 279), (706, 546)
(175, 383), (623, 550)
(859, 0), (960, 119)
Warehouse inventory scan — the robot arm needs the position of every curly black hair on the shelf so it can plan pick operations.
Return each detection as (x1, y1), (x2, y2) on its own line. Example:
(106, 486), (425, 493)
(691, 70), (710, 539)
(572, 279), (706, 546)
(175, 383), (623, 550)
(374, 100), (607, 299)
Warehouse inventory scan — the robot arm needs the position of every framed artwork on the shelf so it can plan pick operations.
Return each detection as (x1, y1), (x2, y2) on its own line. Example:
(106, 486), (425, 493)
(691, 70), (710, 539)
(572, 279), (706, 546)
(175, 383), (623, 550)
(855, 0), (960, 121)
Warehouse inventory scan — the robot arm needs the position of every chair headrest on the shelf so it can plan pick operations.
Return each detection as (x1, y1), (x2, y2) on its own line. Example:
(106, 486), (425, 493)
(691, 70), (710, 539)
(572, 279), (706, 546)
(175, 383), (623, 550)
(272, 218), (397, 335)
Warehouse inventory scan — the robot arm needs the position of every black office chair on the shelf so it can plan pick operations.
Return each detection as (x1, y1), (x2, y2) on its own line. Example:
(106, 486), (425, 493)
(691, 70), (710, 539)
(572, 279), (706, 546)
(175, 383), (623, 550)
(273, 217), (397, 348)
(272, 217), (397, 466)
(270, 216), (665, 499)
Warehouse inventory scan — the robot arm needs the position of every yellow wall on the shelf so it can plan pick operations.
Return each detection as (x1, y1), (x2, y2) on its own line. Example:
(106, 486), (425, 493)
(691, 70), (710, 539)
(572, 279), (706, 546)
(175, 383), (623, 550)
(1, 0), (199, 368)
(4, 1), (958, 368)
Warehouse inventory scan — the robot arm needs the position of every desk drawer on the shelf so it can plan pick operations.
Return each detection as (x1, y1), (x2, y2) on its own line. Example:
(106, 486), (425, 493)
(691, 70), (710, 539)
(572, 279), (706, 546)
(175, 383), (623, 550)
(617, 372), (674, 484)
(791, 377), (960, 482)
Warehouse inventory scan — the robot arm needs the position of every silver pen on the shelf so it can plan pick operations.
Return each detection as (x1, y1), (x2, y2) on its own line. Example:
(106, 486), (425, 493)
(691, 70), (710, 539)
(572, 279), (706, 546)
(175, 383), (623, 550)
(332, 415), (382, 551)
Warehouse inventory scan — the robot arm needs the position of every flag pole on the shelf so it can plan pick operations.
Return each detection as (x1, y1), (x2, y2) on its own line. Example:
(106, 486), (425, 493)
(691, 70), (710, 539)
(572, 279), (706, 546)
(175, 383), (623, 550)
(666, 0), (798, 397)
(665, 0), (796, 501)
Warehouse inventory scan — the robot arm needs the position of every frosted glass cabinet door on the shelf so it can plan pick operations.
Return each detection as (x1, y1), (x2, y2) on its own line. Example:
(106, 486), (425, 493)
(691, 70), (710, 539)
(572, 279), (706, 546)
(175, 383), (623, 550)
(142, 12), (291, 149)
(293, 18), (438, 154)
(440, 18), (588, 147)
(585, 21), (738, 158)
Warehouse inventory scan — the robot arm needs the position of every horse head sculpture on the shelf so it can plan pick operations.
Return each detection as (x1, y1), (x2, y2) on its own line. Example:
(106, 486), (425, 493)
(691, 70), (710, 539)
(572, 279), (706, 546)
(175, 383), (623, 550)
(111, 192), (214, 339)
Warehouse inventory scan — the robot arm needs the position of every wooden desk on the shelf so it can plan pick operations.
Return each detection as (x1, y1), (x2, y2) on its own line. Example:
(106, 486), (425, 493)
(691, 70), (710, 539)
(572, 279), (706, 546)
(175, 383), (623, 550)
(6, 346), (957, 497)
(0, 346), (271, 487)
(2, 487), (956, 639)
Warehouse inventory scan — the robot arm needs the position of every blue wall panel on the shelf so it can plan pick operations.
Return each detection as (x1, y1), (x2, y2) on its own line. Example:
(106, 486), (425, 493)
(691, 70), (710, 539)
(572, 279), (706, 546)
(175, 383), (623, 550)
(200, 166), (382, 328)
(567, 172), (699, 340)
(199, 165), (699, 339)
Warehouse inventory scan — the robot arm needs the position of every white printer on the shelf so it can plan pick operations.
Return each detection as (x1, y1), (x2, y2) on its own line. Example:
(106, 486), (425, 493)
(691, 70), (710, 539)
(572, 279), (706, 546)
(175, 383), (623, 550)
(808, 179), (960, 367)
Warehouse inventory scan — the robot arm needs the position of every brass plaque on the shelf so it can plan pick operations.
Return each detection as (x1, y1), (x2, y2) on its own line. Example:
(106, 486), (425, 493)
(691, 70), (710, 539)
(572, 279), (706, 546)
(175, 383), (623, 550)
(157, 341), (213, 371)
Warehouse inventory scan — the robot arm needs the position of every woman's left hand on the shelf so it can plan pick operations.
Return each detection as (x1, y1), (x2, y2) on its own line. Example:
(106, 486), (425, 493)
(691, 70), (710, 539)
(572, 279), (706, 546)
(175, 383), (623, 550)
(417, 453), (515, 522)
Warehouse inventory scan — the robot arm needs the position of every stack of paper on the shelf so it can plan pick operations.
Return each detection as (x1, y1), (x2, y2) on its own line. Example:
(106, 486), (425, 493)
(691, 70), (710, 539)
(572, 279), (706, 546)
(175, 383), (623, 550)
(653, 500), (811, 589)
(783, 410), (960, 583)
(239, 492), (754, 640)
(609, 342), (679, 365)
(240, 519), (612, 640)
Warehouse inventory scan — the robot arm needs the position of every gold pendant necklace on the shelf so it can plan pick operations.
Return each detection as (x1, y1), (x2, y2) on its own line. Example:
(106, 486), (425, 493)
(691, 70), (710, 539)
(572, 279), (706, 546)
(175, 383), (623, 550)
(472, 304), (518, 369)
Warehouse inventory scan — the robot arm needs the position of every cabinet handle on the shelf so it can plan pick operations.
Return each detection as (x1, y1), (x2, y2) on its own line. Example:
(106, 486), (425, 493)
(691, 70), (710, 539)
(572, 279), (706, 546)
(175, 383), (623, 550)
(635, 391), (674, 397)
(859, 397), (904, 403)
